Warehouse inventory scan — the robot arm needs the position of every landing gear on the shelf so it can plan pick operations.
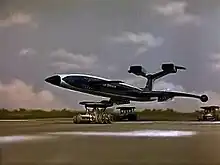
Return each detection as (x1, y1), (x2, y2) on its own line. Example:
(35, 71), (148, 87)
(73, 102), (113, 124)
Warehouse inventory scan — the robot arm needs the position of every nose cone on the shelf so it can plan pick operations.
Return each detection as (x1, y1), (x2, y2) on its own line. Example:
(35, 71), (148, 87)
(45, 75), (61, 86)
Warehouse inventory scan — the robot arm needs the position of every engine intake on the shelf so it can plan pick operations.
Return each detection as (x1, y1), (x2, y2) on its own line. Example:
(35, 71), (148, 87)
(161, 63), (186, 73)
(161, 63), (177, 73)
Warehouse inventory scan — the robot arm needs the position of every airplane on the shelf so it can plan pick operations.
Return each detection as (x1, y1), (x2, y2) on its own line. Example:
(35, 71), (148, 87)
(45, 63), (208, 105)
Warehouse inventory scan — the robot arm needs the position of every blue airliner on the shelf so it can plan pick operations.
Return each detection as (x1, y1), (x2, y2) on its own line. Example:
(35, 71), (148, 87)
(45, 63), (208, 105)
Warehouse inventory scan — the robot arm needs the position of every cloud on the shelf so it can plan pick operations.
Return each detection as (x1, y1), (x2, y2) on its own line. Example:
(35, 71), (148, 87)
(50, 49), (98, 71)
(0, 12), (38, 28)
(19, 48), (36, 57)
(106, 65), (118, 72)
(0, 79), (66, 110)
(209, 53), (220, 71)
(125, 77), (184, 92)
(111, 32), (164, 56)
(153, 1), (201, 25)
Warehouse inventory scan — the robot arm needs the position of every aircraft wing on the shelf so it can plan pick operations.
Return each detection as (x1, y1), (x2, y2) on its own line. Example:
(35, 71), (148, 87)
(146, 91), (208, 102)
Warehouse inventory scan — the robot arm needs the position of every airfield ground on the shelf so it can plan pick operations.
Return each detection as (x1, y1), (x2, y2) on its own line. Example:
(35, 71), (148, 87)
(1, 119), (220, 165)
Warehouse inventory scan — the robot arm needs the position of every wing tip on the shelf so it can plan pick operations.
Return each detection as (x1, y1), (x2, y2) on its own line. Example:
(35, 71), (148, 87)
(200, 95), (208, 102)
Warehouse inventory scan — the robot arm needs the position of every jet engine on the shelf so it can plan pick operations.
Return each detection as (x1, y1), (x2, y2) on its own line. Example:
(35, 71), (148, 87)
(161, 63), (186, 73)
(161, 64), (177, 73)
(128, 65), (147, 77)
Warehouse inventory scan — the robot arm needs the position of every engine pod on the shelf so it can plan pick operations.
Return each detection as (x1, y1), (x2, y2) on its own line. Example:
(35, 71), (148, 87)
(128, 65), (147, 76)
(161, 63), (177, 73)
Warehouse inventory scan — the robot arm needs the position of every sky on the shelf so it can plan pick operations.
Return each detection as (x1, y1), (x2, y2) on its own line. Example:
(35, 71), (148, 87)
(1, 0), (220, 111)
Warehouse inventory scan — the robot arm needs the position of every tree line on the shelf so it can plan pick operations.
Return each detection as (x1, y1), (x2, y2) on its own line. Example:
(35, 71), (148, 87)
(0, 108), (198, 120)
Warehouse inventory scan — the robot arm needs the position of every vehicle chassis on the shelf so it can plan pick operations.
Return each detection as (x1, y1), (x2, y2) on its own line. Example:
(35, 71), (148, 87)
(197, 106), (220, 121)
(73, 103), (113, 124)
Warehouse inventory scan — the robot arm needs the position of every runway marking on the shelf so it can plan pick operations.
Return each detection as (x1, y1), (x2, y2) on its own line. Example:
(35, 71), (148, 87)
(187, 121), (220, 124)
(116, 121), (154, 124)
(47, 129), (196, 137)
(0, 119), (29, 122)
(0, 135), (56, 144)
(115, 121), (220, 125)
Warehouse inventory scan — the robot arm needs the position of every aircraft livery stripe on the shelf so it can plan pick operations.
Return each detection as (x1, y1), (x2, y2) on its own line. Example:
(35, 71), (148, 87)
(59, 73), (141, 90)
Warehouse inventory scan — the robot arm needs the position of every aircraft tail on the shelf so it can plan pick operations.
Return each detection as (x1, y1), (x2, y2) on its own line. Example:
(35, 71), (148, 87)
(128, 63), (186, 92)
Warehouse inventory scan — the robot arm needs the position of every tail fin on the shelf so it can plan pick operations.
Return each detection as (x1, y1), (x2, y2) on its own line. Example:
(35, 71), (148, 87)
(128, 63), (186, 91)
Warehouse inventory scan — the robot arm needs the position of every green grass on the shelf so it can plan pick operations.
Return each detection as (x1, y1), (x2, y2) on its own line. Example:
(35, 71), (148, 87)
(0, 108), (199, 121)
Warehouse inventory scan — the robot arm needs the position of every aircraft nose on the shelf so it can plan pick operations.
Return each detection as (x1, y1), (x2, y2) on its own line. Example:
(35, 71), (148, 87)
(45, 75), (61, 86)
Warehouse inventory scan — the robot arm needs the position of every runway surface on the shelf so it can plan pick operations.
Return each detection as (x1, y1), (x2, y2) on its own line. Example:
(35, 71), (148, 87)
(1, 120), (220, 165)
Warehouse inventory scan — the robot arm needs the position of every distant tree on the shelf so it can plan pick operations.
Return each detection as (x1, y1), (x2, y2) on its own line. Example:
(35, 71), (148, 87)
(19, 108), (26, 112)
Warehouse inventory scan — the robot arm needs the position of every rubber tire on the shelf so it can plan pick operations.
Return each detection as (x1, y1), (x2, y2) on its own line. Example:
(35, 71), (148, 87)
(97, 114), (104, 124)
(76, 114), (82, 124)
(73, 116), (77, 123)
(108, 114), (113, 123)
(91, 115), (96, 123)
(102, 114), (108, 124)
(106, 114), (112, 124)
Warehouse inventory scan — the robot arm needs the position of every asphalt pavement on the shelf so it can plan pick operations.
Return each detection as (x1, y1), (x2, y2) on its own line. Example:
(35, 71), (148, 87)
(1, 120), (220, 165)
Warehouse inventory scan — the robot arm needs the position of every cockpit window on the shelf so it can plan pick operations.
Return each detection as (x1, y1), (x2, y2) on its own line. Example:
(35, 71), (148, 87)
(63, 76), (83, 85)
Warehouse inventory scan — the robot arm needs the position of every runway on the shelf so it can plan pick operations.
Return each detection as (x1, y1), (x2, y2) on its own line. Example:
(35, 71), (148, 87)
(1, 120), (220, 165)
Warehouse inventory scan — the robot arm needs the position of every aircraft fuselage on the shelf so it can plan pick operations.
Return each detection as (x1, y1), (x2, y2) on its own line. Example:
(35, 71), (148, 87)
(45, 63), (209, 103)
(45, 74), (155, 101)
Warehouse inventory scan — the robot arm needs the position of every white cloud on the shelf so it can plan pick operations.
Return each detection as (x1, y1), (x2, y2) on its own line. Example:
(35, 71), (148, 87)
(106, 65), (118, 72)
(125, 77), (146, 87)
(209, 53), (220, 71)
(111, 32), (164, 56)
(153, 1), (201, 25)
(154, 81), (185, 92)
(125, 77), (184, 92)
(50, 62), (83, 71)
(50, 49), (98, 71)
(19, 48), (36, 57)
(0, 79), (66, 110)
(0, 12), (38, 28)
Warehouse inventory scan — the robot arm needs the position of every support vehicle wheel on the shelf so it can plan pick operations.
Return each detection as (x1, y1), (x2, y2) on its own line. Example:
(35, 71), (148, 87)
(73, 116), (77, 123)
(102, 114), (108, 124)
(91, 115), (96, 123)
(76, 114), (82, 124)
(107, 114), (113, 124)
(97, 114), (104, 124)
